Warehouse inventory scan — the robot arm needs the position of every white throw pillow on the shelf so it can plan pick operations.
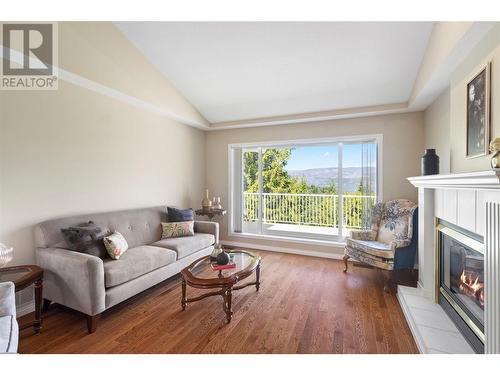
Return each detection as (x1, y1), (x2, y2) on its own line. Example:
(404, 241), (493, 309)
(103, 231), (129, 260)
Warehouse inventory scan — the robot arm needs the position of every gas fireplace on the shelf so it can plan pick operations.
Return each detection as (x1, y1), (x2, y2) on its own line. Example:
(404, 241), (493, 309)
(437, 220), (485, 353)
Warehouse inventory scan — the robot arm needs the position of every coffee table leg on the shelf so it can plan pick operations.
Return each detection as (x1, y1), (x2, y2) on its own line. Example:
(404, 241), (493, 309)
(223, 287), (233, 323)
(34, 279), (43, 333)
(181, 278), (187, 311)
(256, 263), (261, 291)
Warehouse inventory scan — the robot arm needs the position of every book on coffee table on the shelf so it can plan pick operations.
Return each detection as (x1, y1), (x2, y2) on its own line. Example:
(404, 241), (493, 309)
(211, 262), (236, 271)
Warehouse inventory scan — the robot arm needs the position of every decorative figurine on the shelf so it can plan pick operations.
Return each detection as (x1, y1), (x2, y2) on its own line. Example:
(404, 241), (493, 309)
(490, 138), (500, 169)
(210, 244), (223, 262)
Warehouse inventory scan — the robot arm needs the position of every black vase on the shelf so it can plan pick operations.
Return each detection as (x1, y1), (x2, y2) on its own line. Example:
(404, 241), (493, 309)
(216, 251), (230, 265)
(421, 149), (439, 176)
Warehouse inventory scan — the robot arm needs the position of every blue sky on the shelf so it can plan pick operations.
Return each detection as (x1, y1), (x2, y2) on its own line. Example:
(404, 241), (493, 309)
(284, 143), (374, 171)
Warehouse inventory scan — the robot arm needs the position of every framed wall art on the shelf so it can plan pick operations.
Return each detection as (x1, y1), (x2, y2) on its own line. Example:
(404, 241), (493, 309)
(466, 62), (491, 158)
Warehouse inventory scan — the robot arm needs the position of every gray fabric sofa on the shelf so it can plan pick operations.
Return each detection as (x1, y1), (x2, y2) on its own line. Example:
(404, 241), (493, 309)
(34, 206), (218, 333)
(0, 282), (18, 353)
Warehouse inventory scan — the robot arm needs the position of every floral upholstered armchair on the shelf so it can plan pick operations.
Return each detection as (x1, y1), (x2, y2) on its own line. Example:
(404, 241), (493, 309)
(343, 199), (418, 292)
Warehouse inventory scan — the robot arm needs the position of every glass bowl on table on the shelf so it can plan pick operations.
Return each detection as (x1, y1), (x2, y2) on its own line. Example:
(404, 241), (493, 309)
(0, 243), (13, 268)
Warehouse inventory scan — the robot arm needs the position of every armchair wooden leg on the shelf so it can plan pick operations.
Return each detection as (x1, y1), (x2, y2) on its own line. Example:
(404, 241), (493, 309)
(343, 255), (350, 273)
(42, 298), (52, 313)
(382, 270), (391, 293)
(86, 314), (100, 334)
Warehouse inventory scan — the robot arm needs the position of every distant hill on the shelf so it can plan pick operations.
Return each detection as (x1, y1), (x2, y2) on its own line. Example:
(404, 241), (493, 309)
(287, 167), (376, 193)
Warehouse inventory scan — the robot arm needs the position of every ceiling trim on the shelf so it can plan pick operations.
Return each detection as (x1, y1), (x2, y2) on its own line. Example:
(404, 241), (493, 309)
(0, 45), (210, 131)
(208, 102), (410, 130)
(208, 22), (498, 131)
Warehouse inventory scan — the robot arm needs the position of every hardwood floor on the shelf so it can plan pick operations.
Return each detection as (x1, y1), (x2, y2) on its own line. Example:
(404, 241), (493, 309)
(18, 250), (419, 354)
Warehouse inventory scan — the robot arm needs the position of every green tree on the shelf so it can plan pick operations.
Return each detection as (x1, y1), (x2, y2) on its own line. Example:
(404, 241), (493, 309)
(262, 148), (295, 193)
(243, 151), (259, 192)
(244, 148), (336, 194)
(242, 147), (374, 229)
(343, 180), (375, 228)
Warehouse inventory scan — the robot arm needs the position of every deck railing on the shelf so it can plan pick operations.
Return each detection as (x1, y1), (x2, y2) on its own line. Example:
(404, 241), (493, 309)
(243, 192), (376, 230)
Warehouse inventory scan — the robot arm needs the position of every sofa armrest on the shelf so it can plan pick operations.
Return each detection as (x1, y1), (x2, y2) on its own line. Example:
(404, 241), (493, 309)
(36, 248), (105, 316)
(0, 282), (16, 318)
(194, 221), (219, 244)
(349, 230), (377, 241)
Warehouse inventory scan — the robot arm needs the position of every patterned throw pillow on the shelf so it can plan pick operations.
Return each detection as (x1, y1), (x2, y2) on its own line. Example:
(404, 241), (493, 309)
(161, 221), (194, 239)
(103, 232), (129, 260)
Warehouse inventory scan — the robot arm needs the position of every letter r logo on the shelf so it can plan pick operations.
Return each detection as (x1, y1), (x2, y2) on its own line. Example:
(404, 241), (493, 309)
(2, 24), (53, 76)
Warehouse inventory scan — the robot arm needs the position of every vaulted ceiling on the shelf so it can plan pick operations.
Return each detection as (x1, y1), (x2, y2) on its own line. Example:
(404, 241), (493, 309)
(116, 22), (433, 124)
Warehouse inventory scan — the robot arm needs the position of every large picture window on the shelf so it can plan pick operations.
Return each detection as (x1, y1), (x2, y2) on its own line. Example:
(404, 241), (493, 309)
(229, 135), (381, 242)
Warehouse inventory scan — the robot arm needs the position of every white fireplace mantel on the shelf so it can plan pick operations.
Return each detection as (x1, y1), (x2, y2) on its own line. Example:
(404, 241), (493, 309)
(399, 169), (500, 354)
(408, 169), (500, 189)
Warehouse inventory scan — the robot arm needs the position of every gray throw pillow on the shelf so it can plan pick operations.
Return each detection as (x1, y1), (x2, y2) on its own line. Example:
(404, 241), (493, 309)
(61, 221), (109, 259)
(167, 207), (194, 222)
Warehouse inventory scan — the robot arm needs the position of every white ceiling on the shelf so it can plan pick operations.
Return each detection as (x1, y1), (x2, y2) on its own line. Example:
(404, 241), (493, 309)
(116, 22), (434, 124)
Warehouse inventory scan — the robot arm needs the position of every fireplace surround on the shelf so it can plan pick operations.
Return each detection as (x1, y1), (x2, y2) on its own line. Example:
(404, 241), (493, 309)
(401, 170), (500, 354)
(437, 220), (485, 353)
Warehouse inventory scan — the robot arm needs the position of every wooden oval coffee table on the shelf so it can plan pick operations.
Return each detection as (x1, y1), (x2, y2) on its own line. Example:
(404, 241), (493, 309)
(180, 250), (261, 323)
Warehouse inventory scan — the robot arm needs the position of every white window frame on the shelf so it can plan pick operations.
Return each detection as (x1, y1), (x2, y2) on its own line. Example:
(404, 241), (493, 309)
(228, 134), (383, 244)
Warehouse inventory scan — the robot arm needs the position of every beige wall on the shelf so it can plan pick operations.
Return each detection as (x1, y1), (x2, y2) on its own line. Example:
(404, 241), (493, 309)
(206, 112), (424, 256)
(59, 23), (208, 127)
(0, 23), (206, 272)
(450, 24), (500, 172)
(424, 88), (451, 173)
(424, 24), (500, 172)
(410, 22), (472, 105)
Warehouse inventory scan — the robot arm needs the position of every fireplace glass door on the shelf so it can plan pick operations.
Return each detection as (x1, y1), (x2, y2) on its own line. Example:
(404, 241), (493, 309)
(438, 222), (485, 345)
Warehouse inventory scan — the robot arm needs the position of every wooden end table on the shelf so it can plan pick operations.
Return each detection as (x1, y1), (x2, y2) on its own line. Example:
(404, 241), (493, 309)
(0, 265), (44, 333)
(180, 250), (261, 323)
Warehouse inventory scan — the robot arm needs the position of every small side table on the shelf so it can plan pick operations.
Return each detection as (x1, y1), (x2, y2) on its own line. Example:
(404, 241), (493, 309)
(195, 207), (227, 221)
(0, 265), (44, 333)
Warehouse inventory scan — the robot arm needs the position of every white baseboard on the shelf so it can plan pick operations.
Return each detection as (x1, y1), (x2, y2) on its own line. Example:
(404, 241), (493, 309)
(220, 240), (345, 260)
(16, 300), (35, 318)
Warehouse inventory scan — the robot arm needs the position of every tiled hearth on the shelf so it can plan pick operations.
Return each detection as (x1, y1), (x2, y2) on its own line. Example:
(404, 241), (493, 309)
(399, 170), (500, 354)
(398, 286), (474, 353)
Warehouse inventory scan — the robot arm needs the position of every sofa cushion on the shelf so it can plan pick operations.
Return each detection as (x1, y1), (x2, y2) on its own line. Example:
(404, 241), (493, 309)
(0, 315), (18, 353)
(345, 238), (394, 259)
(103, 246), (176, 288)
(345, 246), (394, 271)
(0, 282), (16, 318)
(151, 233), (215, 259)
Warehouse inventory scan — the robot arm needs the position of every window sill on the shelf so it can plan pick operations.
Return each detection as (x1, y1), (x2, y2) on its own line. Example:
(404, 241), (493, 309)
(227, 231), (347, 248)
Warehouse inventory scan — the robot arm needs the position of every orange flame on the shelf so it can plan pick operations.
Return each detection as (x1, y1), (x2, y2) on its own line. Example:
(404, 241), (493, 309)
(459, 270), (484, 305)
